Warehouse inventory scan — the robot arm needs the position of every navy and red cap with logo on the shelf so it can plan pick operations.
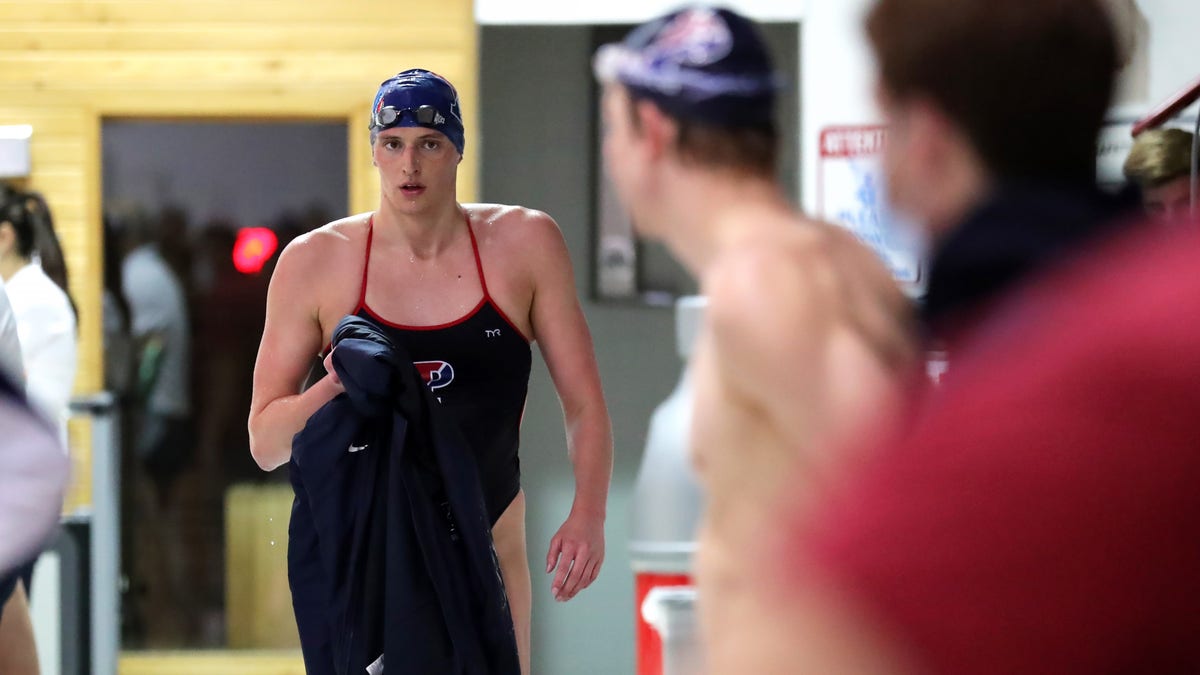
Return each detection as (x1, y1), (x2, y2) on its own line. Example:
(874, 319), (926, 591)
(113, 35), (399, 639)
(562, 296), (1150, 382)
(593, 6), (781, 128)
(370, 68), (466, 155)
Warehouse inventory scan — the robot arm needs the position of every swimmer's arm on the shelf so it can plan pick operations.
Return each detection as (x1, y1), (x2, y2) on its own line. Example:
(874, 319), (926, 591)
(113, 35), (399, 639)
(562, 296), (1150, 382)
(526, 211), (613, 599)
(247, 240), (342, 471)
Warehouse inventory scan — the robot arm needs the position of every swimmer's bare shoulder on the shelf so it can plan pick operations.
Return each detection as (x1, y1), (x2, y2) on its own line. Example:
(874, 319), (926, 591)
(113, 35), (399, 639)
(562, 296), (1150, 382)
(462, 203), (569, 322)
(799, 217), (917, 370)
(463, 202), (566, 257)
(270, 213), (372, 336)
(703, 223), (830, 415)
(702, 214), (908, 438)
(704, 216), (838, 334)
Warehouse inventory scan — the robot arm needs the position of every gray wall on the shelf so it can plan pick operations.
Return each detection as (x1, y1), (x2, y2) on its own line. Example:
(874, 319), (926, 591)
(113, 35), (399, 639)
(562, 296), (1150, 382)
(480, 23), (799, 674)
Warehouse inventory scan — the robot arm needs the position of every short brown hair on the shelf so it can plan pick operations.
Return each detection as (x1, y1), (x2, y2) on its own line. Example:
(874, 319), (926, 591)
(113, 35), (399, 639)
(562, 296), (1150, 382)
(627, 96), (778, 176)
(866, 0), (1119, 184)
(1123, 128), (1195, 189)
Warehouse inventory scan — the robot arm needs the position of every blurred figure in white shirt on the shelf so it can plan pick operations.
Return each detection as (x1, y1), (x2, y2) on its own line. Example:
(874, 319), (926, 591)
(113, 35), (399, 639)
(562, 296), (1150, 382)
(112, 207), (194, 646)
(0, 187), (78, 437)
(119, 209), (191, 498)
(0, 186), (76, 675)
(0, 282), (23, 387)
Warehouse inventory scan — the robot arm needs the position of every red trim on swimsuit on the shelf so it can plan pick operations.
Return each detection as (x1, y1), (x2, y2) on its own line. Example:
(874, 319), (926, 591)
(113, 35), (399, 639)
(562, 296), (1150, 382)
(356, 212), (531, 342)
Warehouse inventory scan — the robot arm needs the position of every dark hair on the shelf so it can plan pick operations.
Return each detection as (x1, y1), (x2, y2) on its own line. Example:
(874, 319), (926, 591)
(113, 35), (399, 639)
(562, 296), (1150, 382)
(1, 184), (36, 259)
(627, 96), (779, 176)
(1, 185), (76, 316)
(866, 0), (1119, 184)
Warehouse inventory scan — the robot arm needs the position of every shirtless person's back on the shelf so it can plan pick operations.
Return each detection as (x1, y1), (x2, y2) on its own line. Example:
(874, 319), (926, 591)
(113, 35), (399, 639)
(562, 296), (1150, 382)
(692, 209), (912, 535)
(594, 8), (916, 668)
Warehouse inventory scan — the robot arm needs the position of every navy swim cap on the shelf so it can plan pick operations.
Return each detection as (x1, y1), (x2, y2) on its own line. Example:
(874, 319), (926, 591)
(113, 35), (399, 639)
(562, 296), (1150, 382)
(593, 6), (781, 128)
(370, 69), (465, 155)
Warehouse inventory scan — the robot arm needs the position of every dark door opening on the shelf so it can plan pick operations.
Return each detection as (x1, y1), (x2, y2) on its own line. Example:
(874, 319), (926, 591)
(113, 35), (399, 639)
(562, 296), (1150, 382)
(101, 119), (347, 650)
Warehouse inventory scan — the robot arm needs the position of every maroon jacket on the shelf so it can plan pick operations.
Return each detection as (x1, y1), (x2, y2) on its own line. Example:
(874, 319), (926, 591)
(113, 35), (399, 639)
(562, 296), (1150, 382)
(799, 222), (1200, 673)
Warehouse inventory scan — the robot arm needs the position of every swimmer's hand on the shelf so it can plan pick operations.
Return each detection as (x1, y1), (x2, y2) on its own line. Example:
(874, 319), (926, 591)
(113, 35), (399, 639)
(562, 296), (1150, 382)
(546, 509), (605, 602)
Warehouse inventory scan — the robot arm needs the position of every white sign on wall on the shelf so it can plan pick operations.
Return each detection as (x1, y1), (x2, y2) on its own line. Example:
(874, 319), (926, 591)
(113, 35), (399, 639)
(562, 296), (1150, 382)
(817, 125), (925, 293)
(0, 125), (32, 179)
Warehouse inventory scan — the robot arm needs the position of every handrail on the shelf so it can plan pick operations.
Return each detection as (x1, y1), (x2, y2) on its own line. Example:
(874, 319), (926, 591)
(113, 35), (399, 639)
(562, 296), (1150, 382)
(1130, 74), (1200, 137)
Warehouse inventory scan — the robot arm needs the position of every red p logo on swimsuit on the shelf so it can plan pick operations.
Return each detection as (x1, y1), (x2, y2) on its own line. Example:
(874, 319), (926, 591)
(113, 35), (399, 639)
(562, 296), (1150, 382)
(414, 360), (455, 391)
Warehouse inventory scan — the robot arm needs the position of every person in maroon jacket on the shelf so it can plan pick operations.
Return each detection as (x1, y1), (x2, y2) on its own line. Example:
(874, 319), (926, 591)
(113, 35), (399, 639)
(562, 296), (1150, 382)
(773, 222), (1200, 674)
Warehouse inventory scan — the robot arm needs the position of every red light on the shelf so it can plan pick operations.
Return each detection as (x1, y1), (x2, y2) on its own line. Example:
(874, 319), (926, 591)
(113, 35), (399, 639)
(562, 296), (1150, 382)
(232, 227), (278, 274)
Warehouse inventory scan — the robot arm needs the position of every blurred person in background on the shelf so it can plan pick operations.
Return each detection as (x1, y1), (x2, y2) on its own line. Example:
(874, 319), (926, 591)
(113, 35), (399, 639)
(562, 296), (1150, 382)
(0, 186), (78, 436)
(593, 7), (917, 670)
(0, 186), (76, 675)
(727, 1), (1200, 672)
(774, 224), (1200, 675)
(115, 206), (195, 645)
(863, 0), (1137, 356)
(1123, 127), (1196, 221)
(121, 206), (192, 498)
(117, 206), (192, 503)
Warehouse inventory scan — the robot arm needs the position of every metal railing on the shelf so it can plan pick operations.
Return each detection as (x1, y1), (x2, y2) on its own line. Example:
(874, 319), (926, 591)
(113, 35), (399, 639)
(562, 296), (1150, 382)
(67, 392), (119, 675)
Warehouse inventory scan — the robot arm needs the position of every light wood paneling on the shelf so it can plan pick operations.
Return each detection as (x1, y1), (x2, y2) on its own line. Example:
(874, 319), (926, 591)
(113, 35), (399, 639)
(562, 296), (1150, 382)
(119, 650), (304, 675)
(0, 25), (465, 52)
(225, 484), (296, 649)
(0, 1), (469, 24)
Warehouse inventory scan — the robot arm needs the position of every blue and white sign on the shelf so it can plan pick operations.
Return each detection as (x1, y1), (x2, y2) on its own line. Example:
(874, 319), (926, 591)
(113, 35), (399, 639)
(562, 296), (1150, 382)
(818, 125), (926, 296)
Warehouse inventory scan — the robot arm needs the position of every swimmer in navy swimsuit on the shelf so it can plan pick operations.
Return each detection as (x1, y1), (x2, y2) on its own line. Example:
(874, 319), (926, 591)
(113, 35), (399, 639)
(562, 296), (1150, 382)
(249, 69), (613, 674)
(354, 211), (531, 526)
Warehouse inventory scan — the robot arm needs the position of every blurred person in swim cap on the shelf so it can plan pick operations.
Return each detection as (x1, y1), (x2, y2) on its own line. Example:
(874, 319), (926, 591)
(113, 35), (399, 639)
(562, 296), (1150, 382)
(595, 7), (918, 670)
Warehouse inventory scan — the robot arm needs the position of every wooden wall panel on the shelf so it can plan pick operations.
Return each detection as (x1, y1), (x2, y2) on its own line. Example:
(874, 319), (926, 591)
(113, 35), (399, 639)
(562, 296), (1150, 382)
(0, 25), (466, 52)
(0, 1), (470, 24)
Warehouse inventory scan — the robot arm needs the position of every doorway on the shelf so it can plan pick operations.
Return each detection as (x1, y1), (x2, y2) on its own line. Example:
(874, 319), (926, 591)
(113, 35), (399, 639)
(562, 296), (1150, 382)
(100, 119), (347, 651)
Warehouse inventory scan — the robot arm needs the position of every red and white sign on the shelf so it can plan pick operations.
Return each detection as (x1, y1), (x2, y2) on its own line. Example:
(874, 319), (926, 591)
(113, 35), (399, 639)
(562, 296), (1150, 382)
(819, 124), (887, 160)
(816, 124), (924, 289)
